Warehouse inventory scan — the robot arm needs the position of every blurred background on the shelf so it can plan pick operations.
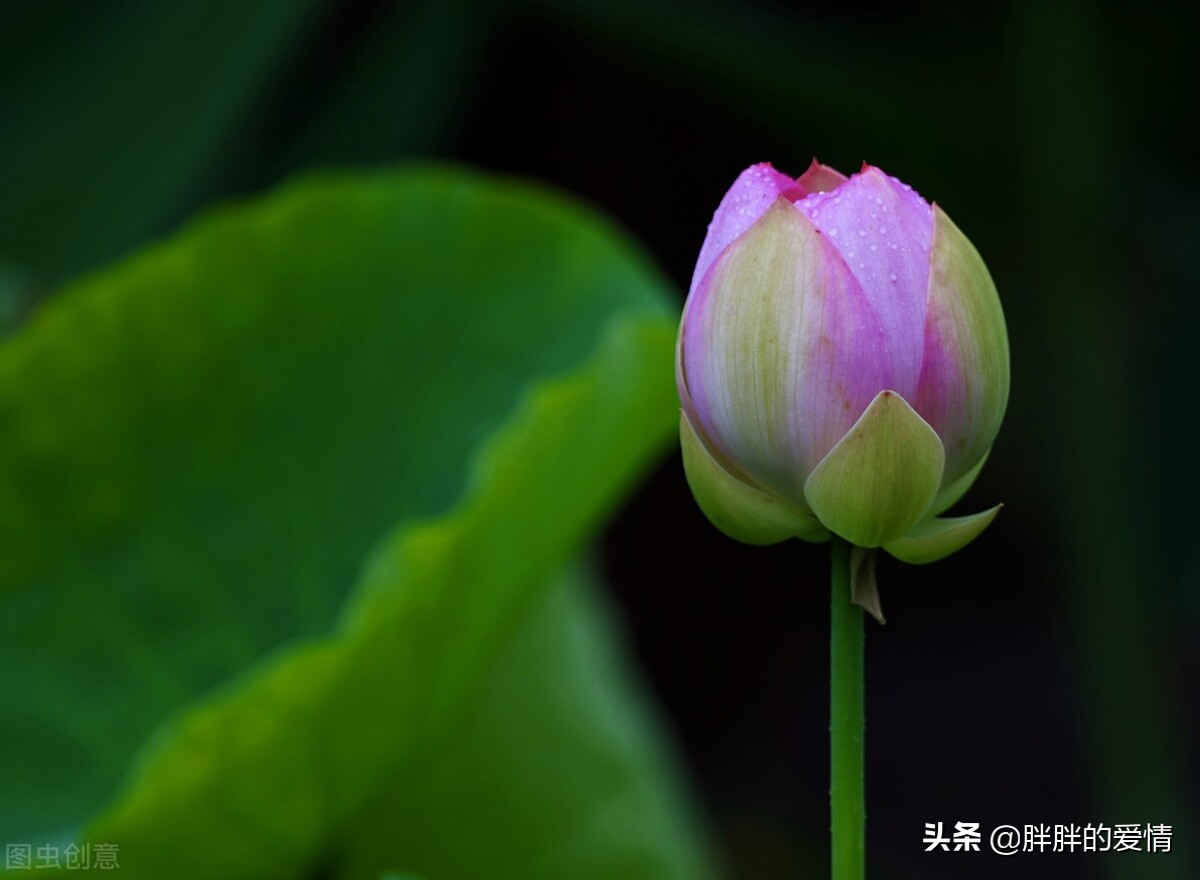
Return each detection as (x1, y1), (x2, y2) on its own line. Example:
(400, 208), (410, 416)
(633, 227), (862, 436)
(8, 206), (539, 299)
(2, 1), (1197, 878)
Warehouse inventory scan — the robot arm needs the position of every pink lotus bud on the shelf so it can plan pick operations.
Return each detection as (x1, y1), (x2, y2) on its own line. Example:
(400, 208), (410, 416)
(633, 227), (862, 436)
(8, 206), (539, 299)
(677, 161), (1008, 562)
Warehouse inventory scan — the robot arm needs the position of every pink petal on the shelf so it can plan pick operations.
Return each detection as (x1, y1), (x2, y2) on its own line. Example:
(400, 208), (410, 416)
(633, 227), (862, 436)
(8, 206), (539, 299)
(793, 166), (933, 400)
(688, 163), (796, 298)
(680, 198), (893, 504)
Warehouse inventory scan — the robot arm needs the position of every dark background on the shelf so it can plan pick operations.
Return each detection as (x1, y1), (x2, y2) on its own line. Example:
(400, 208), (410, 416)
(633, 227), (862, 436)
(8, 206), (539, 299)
(3, 1), (1197, 878)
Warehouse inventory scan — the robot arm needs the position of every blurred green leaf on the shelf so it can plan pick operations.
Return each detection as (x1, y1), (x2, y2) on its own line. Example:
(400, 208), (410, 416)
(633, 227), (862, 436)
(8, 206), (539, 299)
(340, 565), (712, 880)
(94, 561), (713, 880)
(0, 166), (707, 877)
(75, 306), (704, 879)
(0, 0), (328, 281)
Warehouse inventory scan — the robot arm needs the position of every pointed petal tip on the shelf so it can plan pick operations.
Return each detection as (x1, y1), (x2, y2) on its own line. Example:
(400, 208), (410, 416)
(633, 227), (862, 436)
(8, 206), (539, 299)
(852, 163), (932, 209)
(883, 503), (1003, 565)
(688, 162), (800, 297)
(796, 158), (848, 195)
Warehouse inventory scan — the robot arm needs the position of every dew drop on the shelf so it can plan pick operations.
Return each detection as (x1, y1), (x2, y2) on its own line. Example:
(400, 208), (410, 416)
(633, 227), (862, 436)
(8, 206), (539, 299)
(874, 196), (883, 205)
(879, 226), (888, 234)
(869, 243), (877, 251)
(889, 272), (898, 283)
(857, 228), (867, 237)
(829, 227), (839, 236)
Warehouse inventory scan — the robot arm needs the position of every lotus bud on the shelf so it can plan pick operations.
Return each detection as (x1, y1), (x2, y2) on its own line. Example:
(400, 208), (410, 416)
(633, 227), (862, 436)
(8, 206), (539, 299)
(677, 161), (1008, 574)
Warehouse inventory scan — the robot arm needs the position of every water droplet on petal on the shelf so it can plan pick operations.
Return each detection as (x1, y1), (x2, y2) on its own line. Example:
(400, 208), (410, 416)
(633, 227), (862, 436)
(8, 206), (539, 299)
(829, 227), (839, 236)
(857, 228), (867, 237)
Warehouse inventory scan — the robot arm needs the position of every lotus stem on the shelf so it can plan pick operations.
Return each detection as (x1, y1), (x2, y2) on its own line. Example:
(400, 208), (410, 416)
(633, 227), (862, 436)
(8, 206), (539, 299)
(830, 536), (865, 879)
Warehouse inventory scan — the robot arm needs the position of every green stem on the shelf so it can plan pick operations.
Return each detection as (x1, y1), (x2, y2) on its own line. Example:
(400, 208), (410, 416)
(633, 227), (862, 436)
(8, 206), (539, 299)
(830, 537), (864, 880)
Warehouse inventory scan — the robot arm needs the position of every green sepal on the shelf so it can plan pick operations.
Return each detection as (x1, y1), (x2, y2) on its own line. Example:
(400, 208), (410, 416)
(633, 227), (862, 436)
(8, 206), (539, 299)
(931, 447), (990, 515)
(681, 411), (829, 545)
(803, 390), (945, 547)
(883, 504), (1002, 564)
